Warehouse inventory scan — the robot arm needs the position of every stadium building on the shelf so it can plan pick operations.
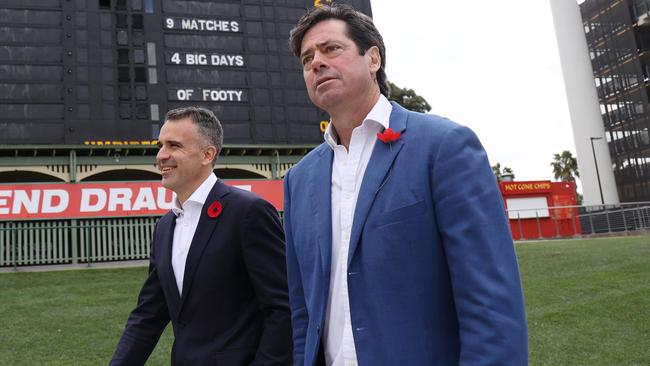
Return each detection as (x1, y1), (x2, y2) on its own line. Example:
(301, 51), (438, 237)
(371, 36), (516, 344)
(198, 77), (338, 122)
(0, 0), (371, 268)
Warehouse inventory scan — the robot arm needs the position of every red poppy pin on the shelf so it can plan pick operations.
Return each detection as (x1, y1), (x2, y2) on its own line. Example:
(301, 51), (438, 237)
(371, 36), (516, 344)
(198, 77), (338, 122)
(206, 201), (223, 218)
(376, 128), (401, 143)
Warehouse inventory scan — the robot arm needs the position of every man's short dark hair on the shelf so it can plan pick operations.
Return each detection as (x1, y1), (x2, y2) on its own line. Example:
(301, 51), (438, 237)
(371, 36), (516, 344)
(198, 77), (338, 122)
(289, 4), (390, 97)
(164, 106), (223, 161)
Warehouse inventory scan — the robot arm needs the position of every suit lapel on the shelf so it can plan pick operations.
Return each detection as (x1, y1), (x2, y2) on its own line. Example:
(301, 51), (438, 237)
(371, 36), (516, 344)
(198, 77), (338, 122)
(348, 102), (408, 266)
(178, 180), (229, 312)
(308, 146), (333, 286)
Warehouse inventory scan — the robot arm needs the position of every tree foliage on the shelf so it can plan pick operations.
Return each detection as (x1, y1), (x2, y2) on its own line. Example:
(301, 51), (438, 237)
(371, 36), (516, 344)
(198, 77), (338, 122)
(491, 163), (515, 181)
(492, 163), (502, 177)
(388, 81), (431, 113)
(550, 150), (580, 182)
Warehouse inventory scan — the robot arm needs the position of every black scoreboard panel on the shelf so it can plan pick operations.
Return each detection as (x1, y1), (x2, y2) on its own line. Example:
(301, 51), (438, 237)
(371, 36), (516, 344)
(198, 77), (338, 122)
(0, 0), (372, 145)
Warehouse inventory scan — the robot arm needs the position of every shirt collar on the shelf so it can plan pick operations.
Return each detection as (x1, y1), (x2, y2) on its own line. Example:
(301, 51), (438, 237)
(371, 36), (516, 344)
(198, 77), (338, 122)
(324, 94), (392, 149)
(172, 172), (218, 216)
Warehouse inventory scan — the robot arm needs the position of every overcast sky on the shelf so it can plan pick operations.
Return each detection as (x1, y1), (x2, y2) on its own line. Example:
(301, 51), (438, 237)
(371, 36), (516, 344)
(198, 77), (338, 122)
(372, 0), (575, 183)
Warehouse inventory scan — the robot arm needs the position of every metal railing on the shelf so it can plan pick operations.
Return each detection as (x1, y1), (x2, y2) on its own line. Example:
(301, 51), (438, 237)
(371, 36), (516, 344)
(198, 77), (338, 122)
(507, 202), (650, 240)
(2, 203), (650, 268)
(578, 204), (650, 234)
(0, 217), (157, 269)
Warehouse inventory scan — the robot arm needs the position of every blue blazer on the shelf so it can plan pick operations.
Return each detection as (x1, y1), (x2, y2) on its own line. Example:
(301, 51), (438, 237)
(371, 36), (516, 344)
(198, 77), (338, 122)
(283, 102), (527, 365)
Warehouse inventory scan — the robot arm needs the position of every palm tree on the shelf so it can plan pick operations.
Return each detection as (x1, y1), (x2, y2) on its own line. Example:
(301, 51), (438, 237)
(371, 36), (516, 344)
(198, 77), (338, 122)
(502, 166), (514, 179)
(550, 150), (580, 182)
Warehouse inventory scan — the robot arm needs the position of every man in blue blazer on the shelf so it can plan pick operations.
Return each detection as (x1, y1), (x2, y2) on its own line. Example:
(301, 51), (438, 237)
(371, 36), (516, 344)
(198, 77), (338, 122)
(283, 5), (527, 365)
(109, 107), (291, 365)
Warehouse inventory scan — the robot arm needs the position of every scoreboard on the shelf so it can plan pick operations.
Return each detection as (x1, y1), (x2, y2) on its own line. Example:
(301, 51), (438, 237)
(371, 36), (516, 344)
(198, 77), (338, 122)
(0, 0), (372, 145)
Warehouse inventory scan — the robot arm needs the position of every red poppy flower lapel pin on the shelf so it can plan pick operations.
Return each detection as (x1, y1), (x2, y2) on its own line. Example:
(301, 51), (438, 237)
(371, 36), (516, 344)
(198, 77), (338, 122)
(377, 128), (401, 150)
(206, 200), (223, 218)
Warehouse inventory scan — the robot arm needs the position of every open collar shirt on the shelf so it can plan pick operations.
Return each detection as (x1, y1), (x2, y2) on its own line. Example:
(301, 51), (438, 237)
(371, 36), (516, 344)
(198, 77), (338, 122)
(323, 95), (392, 366)
(171, 172), (217, 296)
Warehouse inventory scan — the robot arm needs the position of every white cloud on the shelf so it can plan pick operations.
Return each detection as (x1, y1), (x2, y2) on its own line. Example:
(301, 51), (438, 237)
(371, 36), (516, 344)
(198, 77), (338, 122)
(372, 0), (577, 183)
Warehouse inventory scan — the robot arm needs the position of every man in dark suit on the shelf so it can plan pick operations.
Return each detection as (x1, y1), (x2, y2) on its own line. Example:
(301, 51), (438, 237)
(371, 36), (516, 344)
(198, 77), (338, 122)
(283, 5), (527, 366)
(109, 106), (291, 365)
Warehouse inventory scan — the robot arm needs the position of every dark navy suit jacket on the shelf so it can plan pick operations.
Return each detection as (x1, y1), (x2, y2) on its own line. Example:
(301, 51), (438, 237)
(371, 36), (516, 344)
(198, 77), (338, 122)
(283, 102), (528, 365)
(110, 181), (291, 366)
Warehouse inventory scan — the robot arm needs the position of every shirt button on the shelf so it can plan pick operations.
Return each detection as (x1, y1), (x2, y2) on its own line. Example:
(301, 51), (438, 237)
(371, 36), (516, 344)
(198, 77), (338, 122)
(344, 192), (352, 199)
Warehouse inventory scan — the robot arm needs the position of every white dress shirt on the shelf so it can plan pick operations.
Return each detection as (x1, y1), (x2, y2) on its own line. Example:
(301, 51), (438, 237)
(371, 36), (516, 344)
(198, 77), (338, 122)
(171, 172), (217, 295)
(323, 95), (392, 366)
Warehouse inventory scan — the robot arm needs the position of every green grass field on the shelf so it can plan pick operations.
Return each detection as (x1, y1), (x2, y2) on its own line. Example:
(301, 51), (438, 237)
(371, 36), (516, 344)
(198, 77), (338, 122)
(1, 236), (649, 365)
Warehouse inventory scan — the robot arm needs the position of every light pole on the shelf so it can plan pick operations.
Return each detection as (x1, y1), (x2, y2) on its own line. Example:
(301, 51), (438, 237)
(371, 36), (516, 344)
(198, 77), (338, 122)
(590, 137), (605, 205)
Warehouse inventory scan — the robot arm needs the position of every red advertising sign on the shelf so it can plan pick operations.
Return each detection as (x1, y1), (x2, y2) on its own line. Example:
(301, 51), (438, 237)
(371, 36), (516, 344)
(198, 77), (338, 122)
(0, 180), (284, 220)
(500, 180), (552, 195)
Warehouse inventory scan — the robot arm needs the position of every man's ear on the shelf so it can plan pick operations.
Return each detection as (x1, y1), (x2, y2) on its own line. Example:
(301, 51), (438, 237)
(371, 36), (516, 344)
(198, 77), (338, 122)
(366, 46), (381, 73)
(202, 145), (218, 166)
